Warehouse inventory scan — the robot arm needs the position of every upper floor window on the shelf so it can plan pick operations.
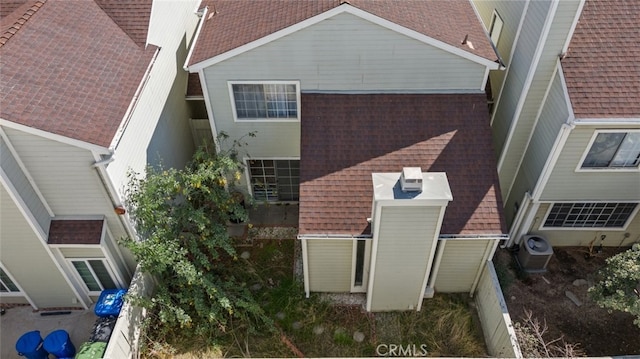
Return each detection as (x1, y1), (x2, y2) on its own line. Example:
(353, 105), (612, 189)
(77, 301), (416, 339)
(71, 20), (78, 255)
(543, 202), (638, 229)
(581, 131), (640, 169)
(489, 10), (504, 46)
(229, 81), (300, 121)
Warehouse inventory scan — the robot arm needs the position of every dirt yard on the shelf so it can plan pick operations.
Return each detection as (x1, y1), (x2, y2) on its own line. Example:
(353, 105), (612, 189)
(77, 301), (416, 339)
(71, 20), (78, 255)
(494, 246), (640, 356)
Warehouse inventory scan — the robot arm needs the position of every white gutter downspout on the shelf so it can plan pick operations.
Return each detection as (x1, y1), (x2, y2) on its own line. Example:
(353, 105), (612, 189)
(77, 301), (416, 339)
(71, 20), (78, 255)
(505, 191), (533, 248)
(470, 240), (496, 296)
(91, 151), (137, 242)
(424, 240), (446, 298)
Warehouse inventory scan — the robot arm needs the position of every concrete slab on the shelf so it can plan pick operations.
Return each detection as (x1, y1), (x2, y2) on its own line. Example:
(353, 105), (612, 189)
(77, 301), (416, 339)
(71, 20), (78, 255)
(1, 306), (96, 358)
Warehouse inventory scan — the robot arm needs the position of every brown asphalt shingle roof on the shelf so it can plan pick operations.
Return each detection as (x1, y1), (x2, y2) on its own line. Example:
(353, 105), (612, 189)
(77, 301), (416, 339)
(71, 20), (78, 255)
(299, 93), (506, 236)
(48, 219), (104, 245)
(562, 0), (640, 118)
(188, 0), (496, 67)
(0, 0), (156, 147)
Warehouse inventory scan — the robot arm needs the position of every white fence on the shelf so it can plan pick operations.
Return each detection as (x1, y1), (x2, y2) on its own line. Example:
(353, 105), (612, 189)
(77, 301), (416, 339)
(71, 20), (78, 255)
(475, 260), (522, 358)
(104, 265), (155, 359)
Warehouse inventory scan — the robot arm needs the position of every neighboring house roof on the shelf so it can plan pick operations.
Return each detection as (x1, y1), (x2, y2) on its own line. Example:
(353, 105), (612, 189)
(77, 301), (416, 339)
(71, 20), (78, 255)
(562, 0), (640, 118)
(188, 0), (496, 67)
(48, 219), (104, 245)
(299, 93), (506, 236)
(186, 73), (204, 98)
(0, 0), (156, 148)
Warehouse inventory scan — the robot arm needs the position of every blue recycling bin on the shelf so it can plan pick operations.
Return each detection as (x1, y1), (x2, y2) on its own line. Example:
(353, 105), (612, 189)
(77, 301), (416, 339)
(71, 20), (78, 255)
(94, 289), (126, 317)
(43, 330), (75, 359)
(15, 330), (49, 359)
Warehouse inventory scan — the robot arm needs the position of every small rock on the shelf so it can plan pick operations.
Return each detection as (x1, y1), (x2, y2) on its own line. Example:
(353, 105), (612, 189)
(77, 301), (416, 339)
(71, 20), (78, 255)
(292, 321), (303, 330)
(541, 276), (551, 284)
(275, 312), (286, 320)
(353, 331), (365, 342)
(250, 283), (262, 291)
(572, 279), (588, 287)
(511, 296), (516, 300)
(565, 290), (582, 307)
(313, 325), (324, 335)
(240, 251), (251, 260)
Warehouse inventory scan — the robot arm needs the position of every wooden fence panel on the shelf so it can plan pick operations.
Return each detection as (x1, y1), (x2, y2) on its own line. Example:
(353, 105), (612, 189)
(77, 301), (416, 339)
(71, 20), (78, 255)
(475, 260), (522, 358)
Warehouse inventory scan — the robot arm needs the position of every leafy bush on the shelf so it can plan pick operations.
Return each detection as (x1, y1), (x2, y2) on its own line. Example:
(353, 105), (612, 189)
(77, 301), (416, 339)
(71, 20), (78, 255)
(588, 243), (640, 327)
(121, 133), (272, 341)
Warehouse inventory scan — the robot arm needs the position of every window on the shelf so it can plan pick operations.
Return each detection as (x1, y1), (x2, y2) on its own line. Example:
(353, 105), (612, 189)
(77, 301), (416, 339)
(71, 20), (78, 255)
(543, 202), (638, 228)
(0, 267), (20, 293)
(581, 131), (640, 169)
(69, 259), (117, 294)
(230, 82), (299, 121)
(248, 159), (299, 201)
(489, 10), (504, 46)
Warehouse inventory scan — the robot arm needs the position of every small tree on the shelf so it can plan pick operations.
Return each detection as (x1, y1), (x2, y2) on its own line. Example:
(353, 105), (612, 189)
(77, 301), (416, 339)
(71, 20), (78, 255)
(588, 243), (640, 327)
(122, 132), (270, 340)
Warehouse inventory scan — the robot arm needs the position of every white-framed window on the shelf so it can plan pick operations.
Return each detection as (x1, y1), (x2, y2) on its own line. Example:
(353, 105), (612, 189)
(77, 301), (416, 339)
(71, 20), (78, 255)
(0, 267), (20, 294)
(489, 10), (504, 46)
(246, 159), (300, 201)
(229, 81), (300, 122)
(68, 259), (118, 295)
(579, 130), (640, 170)
(542, 202), (638, 229)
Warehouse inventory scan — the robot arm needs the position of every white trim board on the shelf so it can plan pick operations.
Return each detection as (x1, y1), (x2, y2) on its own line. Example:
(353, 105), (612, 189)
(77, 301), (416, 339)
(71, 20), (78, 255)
(0, 120), (110, 154)
(187, 4), (500, 72)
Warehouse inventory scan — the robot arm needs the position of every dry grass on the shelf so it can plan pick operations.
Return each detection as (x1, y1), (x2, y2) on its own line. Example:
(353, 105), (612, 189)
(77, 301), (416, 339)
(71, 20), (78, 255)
(141, 229), (487, 357)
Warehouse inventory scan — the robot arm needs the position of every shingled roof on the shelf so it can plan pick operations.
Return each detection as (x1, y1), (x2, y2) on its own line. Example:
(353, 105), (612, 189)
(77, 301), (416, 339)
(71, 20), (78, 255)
(562, 0), (640, 118)
(0, 0), (156, 148)
(188, 0), (496, 67)
(299, 93), (506, 237)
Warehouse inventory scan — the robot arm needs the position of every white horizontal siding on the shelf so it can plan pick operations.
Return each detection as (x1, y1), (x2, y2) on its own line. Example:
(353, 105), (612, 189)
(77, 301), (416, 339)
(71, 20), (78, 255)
(370, 206), (440, 311)
(307, 239), (353, 292)
(527, 203), (640, 247)
(1, 186), (75, 308)
(0, 135), (50, 235)
(542, 126), (640, 201)
(435, 239), (492, 292)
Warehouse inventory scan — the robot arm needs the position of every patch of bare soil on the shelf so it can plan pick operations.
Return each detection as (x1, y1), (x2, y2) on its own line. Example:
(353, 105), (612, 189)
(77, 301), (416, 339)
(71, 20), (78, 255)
(495, 246), (640, 357)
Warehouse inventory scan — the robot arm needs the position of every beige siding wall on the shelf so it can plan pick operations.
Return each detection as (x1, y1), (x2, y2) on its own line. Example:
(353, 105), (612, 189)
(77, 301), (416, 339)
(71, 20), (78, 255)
(370, 206), (440, 311)
(503, 71), (569, 224)
(435, 239), (492, 292)
(541, 126), (640, 201)
(107, 0), (201, 194)
(526, 203), (640, 247)
(497, 1), (582, 195)
(0, 135), (50, 235)
(0, 186), (76, 308)
(492, 0), (552, 157)
(203, 12), (487, 159)
(307, 239), (353, 292)
(472, 0), (526, 102)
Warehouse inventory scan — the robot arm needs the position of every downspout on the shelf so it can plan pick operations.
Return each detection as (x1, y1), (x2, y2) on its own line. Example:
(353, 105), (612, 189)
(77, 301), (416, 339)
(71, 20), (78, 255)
(92, 151), (137, 242)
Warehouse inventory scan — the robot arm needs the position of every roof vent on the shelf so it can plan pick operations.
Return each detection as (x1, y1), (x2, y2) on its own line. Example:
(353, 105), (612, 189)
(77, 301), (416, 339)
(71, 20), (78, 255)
(400, 167), (423, 192)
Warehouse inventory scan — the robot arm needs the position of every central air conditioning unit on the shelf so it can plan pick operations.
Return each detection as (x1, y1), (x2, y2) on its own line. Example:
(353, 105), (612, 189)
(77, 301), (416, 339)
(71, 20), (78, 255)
(516, 235), (553, 273)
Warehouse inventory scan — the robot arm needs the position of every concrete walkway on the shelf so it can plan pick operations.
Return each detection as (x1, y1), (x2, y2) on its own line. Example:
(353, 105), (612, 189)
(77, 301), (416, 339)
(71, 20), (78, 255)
(1, 306), (96, 358)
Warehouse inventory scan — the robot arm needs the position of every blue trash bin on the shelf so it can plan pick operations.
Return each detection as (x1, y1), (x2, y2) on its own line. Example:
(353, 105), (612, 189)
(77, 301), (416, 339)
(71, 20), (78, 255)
(94, 289), (126, 317)
(43, 330), (75, 359)
(15, 330), (49, 359)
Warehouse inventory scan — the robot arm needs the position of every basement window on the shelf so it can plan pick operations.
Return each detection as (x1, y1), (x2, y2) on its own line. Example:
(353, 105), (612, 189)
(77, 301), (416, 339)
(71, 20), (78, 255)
(542, 202), (638, 229)
(69, 259), (118, 295)
(0, 267), (20, 293)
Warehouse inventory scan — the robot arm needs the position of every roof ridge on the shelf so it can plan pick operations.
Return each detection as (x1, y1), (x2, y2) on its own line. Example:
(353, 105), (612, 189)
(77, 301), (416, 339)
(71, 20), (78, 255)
(0, 0), (46, 48)
(93, 0), (152, 47)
